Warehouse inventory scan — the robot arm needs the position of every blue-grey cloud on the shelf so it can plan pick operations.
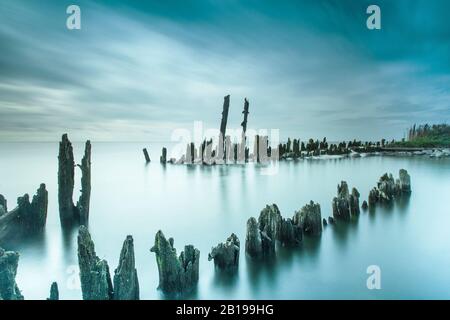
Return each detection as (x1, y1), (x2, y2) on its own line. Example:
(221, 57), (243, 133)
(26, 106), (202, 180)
(0, 0), (449, 142)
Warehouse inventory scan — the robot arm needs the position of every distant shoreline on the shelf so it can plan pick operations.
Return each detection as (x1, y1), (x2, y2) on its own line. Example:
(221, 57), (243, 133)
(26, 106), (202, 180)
(281, 148), (450, 161)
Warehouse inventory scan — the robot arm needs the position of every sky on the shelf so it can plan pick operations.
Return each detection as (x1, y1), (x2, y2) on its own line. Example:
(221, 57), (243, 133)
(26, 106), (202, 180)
(0, 0), (449, 142)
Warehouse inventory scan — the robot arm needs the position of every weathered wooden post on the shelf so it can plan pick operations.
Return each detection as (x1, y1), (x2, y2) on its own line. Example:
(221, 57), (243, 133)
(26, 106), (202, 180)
(150, 230), (200, 294)
(58, 134), (75, 226)
(220, 95), (230, 141)
(0, 248), (24, 300)
(200, 140), (206, 162)
(58, 134), (92, 227)
(77, 226), (113, 300)
(143, 148), (150, 163)
(241, 98), (249, 134)
(0, 184), (48, 242)
(254, 135), (260, 163)
(113, 235), (139, 300)
(77, 141), (91, 226)
(208, 233), (240, 270)
(219, 95), (230, 161)
(160, 147), (167, 164)
(241, 98), (250, 163)
(47, 282), (59, 300)
(190, 142), (195, 163)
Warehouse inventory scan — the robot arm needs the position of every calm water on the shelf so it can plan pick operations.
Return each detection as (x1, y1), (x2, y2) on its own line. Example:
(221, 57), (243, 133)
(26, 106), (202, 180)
(1, 142), (449, 300)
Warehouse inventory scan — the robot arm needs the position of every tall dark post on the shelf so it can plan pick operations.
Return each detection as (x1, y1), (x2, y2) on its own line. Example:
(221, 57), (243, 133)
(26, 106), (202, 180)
(143, 148), (150, 163)
(200, 140), (206, 162)
(220, 95), (230, 139)
(190, 143), (195, 163)
(58, 134), (92, 227)
(58, 134), (75, 226)
(255, 135), (260, 163)
(219, 95), (230, 160)
(77, 226), (113, 300)
(238, 98), (250, 163)
(241, 98), (249, 134)
(160, 147), (167, 164)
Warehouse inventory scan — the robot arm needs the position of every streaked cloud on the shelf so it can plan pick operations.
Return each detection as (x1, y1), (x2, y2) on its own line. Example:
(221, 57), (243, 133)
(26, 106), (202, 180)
(0, 0), (449, 141)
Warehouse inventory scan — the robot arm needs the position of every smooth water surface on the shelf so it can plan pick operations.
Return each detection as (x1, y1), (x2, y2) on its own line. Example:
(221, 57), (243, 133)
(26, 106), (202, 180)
(1, 142), (449, 299)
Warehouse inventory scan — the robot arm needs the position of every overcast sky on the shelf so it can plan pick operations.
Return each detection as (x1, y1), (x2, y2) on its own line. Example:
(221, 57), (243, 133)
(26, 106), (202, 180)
(0, 0), (449, 142)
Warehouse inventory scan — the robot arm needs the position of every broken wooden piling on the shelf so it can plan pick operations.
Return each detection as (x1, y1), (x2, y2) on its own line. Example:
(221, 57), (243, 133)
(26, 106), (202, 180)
(143, 148), (150, 163)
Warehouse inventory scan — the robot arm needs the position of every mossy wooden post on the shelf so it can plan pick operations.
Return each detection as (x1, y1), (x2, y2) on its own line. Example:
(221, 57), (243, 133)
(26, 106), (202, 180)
(0, 248), (24, 300)
(208, 233), (240, 270)
(113, 236), (139, 300)
(150, 230), (200, 294)
(77, 226), (113, 300)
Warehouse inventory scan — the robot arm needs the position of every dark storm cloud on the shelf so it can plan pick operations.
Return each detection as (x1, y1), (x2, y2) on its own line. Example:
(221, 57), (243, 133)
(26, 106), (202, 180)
(0, 0), (449, 141)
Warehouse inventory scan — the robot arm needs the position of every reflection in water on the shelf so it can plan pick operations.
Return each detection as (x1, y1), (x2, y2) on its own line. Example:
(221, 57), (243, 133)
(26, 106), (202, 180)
(275, 246), (296, 269)
(160, 286), (199, 301)
(331, 218), (359, 249)
(298, 236), (322, 260)
(246, 255), (278, 294)
(5, 230), (47, 253)
(1, 142), (450, 299)
(396, 194), (411, 212)
(61, 224), (78, 261)
(212, 268), (239, 291)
